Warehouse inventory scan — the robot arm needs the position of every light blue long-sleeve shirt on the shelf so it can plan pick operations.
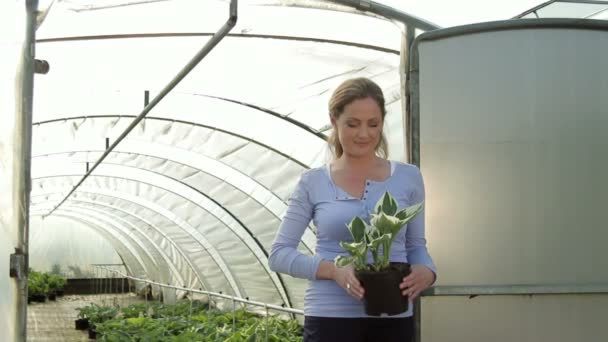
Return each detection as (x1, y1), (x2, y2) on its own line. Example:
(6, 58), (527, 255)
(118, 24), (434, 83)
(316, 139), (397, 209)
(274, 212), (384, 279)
(269, 160), (437, 318)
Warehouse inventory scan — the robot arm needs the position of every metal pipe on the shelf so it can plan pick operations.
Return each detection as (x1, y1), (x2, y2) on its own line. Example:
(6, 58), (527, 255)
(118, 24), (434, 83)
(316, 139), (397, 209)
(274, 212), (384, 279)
(34, 169), (290, 305)
(423, 284), (608, 296)
(584, 5), (608, 18)
(34, 192), (216, 293)
(401, 25), (415, 163)
(43, 0), (238, 218)
(515, 1), (608, 18)
(37, 32), (399, 56)
(97, 266), (304, 316)
(34, 114), (313, 169)
(559, 0), (608, 4)
(324, 0), (439, 31)
(13, 1), (39, 340)
(513, 0), (556, 18)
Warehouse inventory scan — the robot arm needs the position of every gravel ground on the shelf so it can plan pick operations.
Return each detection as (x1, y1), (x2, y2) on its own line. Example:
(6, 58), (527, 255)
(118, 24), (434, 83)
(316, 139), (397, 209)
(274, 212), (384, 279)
(27, 293), (144, 341)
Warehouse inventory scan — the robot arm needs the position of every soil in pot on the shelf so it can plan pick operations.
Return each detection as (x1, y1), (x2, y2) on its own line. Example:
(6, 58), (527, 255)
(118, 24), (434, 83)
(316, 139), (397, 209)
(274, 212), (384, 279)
(356, 262), (411, 316)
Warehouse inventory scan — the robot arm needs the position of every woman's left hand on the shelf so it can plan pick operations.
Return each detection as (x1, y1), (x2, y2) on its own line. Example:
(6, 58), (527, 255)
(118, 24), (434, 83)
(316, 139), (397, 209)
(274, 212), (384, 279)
(399, 265), (435, 301)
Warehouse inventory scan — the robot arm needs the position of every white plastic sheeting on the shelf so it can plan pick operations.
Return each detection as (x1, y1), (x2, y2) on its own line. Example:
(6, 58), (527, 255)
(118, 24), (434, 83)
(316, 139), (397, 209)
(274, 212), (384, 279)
(28, 216), (127, 278)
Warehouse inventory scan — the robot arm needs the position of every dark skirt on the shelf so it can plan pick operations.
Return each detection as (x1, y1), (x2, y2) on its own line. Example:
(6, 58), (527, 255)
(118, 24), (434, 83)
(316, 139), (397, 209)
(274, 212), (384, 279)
(304, 315), (414, 342)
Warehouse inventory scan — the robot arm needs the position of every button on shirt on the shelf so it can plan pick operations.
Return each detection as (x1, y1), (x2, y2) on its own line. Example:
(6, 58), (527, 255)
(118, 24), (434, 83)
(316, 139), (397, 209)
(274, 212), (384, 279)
(268, 160), (437, 318)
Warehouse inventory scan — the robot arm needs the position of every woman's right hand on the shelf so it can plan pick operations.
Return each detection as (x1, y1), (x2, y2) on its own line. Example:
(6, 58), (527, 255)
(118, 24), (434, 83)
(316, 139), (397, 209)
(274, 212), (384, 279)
(333, 264), (364, 300)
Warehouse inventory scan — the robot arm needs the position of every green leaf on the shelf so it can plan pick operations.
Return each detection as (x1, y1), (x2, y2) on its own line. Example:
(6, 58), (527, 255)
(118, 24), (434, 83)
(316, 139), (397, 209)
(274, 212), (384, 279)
(339, 241), (366, 256)
(334, 255), (354, 267)
(395, 202), (424, 222)
(367, 233), (391, 251)
(346, 216), (366, 243)
(370, 212), (401, 235)
(376, 192), (398, 216)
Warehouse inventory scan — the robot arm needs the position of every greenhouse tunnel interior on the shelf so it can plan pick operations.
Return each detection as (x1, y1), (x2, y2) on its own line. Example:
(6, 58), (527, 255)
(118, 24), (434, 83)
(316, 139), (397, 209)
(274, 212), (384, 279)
(2, 0), (608, 341)
(24, 0), (418, 314)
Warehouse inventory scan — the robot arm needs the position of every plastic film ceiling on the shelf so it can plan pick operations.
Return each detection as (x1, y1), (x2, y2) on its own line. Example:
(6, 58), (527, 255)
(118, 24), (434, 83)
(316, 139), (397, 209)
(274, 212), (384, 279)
(29, 0), (415, 309)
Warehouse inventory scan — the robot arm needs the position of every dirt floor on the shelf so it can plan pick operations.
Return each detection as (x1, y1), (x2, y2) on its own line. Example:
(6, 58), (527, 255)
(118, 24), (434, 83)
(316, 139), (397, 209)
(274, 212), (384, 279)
(27, 293), (143, 341)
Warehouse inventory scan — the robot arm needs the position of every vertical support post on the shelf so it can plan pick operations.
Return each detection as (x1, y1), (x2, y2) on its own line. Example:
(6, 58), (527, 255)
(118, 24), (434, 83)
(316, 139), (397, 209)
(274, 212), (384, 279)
(122, 275), (125, 308)
(401, 23), (416, 164)
(414, 297), (422, 342)
(91, 267), (95, 295)
(232, 296), (236, 332)
(105, 268), (109, 300)
(207, 292), (212, 323)
(10, 1), (39, 340)
(188, 290), (193, 320)
(265, 304), (269, 342)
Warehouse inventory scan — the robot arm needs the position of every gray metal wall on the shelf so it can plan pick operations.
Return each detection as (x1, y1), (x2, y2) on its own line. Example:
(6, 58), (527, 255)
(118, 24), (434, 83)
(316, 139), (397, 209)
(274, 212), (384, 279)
(411, 19), (608, 342)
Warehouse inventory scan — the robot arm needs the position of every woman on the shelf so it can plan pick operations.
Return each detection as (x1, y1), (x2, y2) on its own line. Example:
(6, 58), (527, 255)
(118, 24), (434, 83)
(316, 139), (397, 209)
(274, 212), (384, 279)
(269, 77), (436, 342)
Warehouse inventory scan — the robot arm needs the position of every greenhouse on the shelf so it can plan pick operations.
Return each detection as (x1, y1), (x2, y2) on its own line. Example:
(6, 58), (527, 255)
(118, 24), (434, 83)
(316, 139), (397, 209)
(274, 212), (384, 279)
(2, 0), (608, 341)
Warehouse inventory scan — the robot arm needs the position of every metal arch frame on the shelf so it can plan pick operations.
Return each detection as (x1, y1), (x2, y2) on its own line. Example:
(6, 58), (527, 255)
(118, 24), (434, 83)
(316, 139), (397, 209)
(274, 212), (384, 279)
(306, 0), (440, 31)
(31, 206), (162, 287)
(30, 193), (211, 292)
(32, 115), (318, 243)
(53, 203), (189, 292)
(41, 0), (238, 220)
(55, 207), (163, 281)
(29, 210), (144, 291)
(34, 114), (317, 169)
(42, 206), (163, 284)
(53, 0), (439, 31)
(185, 92), (328, 139)
(30, 188), (235, 294)
(28, 211), (149, 281)
(32, 3), (414, 168)
(37, 32), (399, 56)
(33, 166), (294, 307)
(514, 0), (608, 19)
(34, 169), (294, 307)
(30, 188), (238, 296)
(32, 149), (317, 253)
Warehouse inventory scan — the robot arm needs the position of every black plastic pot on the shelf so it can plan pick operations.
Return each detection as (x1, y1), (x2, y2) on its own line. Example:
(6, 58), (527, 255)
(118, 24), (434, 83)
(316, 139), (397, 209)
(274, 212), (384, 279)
(56, 290), (65, 297)
(75, 318), (89, 330)
(31, 294), (46, 303)
(88, 327), (97, 339)
(48, 292), (57, 301)
(356, 262), (411, 316)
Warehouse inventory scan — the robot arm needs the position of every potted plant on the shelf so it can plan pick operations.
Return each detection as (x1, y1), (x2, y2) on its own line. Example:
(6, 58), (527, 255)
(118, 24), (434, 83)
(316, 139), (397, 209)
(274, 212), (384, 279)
(75, 305), (94, 330)
(27, 270), (49, 303)
(335, 192), (424, 316)
(47, 274), (66, 300)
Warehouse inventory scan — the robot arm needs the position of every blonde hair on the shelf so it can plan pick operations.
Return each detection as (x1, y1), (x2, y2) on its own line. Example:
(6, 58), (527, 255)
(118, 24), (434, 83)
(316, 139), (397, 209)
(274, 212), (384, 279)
(327, 77), (389, 159)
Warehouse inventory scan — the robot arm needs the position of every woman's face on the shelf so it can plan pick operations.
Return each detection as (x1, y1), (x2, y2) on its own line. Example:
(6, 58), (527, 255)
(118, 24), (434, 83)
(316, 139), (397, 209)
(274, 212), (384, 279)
(332, 96), (383, 159)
